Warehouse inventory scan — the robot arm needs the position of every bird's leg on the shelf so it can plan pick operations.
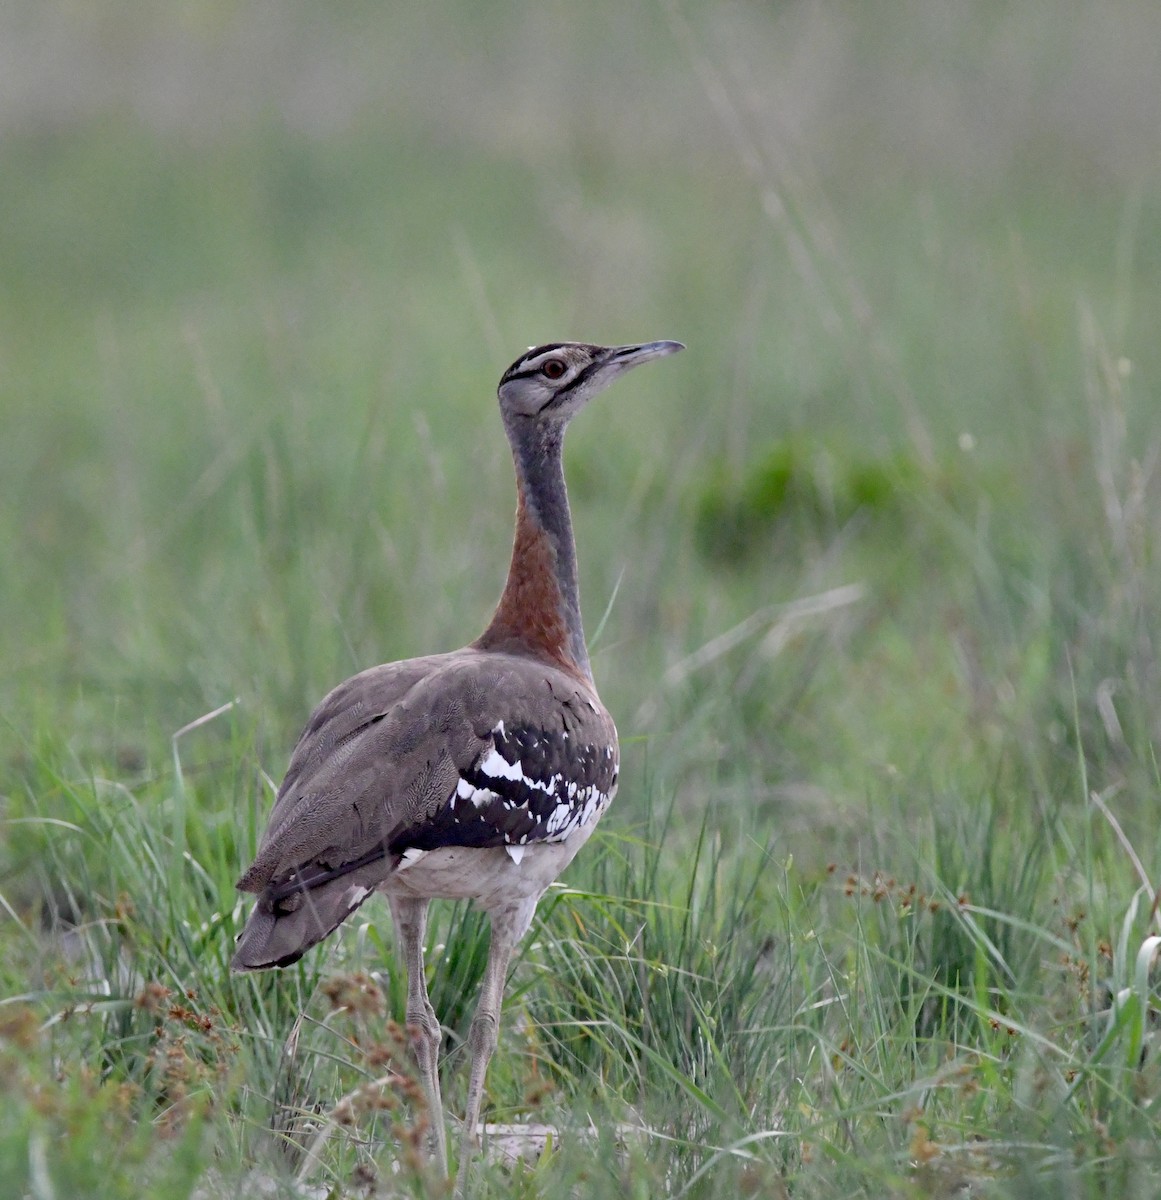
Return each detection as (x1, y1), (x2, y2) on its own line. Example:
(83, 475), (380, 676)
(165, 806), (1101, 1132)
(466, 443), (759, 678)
(454, 901), (534, 1197)
(389, 896), (448, 1177)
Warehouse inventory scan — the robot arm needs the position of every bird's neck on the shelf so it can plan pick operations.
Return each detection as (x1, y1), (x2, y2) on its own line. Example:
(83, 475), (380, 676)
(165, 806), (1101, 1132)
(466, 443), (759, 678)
(474, 422), (592, 680)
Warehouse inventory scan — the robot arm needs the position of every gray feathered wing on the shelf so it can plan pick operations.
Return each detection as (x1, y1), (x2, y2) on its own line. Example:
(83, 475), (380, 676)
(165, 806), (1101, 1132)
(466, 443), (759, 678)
(232, 648), (617, 970)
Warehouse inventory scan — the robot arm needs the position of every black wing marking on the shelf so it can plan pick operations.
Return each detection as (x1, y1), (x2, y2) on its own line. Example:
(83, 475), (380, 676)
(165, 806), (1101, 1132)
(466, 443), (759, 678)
(389, 721), (618, 854)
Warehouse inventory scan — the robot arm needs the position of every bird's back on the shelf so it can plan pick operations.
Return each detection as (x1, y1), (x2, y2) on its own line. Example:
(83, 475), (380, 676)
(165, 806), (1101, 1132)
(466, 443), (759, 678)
(232, 646), (617, 969)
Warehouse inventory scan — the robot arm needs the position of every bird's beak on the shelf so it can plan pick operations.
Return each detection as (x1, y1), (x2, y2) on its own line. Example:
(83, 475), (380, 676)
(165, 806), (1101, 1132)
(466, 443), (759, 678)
(606, 340), (685, 370)
(558, 340), (684, 415)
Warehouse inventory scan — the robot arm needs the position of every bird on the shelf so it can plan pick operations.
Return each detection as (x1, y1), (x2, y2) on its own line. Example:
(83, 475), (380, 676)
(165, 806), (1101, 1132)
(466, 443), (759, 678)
(231, 338), (684, 1192)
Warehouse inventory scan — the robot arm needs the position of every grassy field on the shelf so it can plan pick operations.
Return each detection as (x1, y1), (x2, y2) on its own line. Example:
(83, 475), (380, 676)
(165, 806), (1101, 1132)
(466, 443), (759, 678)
(2, 4), (1161, 1197)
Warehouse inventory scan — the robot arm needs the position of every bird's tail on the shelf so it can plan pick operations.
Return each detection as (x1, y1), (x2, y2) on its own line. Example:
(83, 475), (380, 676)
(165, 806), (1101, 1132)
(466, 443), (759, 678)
(231, 862), (390, 971)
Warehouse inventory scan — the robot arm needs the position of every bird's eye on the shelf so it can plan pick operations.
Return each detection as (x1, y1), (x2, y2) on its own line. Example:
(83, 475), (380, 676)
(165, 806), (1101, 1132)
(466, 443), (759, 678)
(541, 359), (567, 380)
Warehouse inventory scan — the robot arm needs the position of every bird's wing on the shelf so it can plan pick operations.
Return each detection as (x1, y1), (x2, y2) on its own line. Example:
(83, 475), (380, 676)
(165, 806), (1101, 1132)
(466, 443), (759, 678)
(248, 652), (448, 869)
(384, 652), (619, 856)
(232, 648), (616, 969)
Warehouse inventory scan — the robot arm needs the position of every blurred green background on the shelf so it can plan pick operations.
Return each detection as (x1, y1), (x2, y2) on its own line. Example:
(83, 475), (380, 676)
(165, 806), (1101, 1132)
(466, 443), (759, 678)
(3, 1), (1157, 792)
(2, 3), (1160, 1196)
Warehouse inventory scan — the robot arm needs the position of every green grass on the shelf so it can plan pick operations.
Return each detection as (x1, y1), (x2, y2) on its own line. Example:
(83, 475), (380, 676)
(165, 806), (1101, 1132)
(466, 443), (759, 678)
(2, 4), (1161, 1197)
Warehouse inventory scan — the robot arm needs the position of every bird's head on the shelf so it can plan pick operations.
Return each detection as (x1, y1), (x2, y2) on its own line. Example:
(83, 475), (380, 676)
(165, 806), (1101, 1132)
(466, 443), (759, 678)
(497, 340), (684, 427)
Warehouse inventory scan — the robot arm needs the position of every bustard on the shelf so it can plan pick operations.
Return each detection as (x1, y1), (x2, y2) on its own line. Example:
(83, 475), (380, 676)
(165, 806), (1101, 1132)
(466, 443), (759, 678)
(232, 339), (684, 1191)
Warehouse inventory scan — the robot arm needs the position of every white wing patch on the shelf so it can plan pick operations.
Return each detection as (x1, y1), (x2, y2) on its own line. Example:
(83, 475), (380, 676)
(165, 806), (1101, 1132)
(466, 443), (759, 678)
(477, 747), (562, 796)
(478, 747), (523, 783)
(505, 844), (525, 865)
(457, 776), (501, 809)
(398, 848), (428, 871)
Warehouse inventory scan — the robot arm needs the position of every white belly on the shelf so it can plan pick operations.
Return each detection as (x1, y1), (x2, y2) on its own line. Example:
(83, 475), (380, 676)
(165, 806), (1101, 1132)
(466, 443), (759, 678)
(378, 821), (598, 914)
